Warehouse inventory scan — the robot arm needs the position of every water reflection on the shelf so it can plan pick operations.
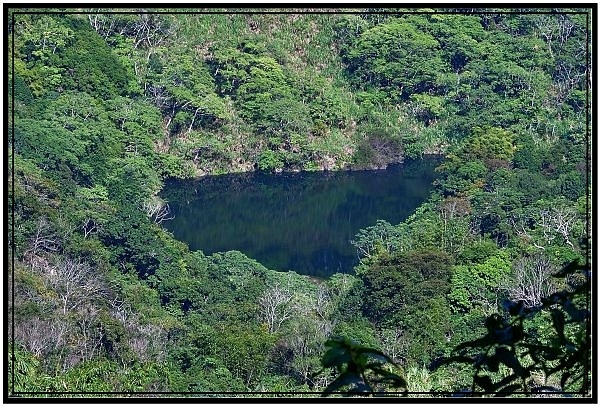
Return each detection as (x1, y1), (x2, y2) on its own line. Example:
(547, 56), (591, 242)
(161, 157), (441, 277)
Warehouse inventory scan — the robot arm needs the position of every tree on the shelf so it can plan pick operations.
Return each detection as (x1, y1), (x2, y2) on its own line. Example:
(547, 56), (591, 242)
(258, 283), (294, 334)
(360, 249), (453, 326)
(141, 196), (174, 225)
(318, 337), (407, 396)
(346, 18), (448, 101)
(351, 219), (402, 259)
(538, 204), (578, 248)
(376, 326), (406, 365)
(13, 14), (73, 96)
(58, 17), (131, 98)
(438, 196), (475, 253)
(103, 96), (162, 158)
(437, 261), (590, 396)
(14, 317), (60, 358)
(23, 216), (60, 266)
(449, 251), (512, 315)
(504, 254), (560, 308)
(18, 15), (73, 59)
(463, 127), (516, 168)
(151, 52), (229, 134)
(213, 325), (277, 389)
(423, 14), (486, 74)
(47, 258), (106, 316)
(75, 184), (114, 239)
(87, 12), (176, 78)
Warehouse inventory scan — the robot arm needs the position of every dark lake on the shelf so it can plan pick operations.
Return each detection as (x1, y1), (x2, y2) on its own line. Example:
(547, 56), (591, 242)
(160, 157), (441, 278)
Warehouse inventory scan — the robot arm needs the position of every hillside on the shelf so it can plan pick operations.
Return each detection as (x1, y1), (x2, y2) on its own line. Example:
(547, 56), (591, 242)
(7, 7), (591, 397)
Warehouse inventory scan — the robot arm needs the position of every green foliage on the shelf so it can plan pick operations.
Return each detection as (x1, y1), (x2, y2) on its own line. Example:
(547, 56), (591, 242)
(423, 14), (487, 73)
(318, 337), (407, 396)
(464, 127), (516, 166)
(258, 149), (284, 172)
(449, 251), (512, 312)
(360, 249), (453, 324)
(58, 18), (130, 98)
(331, 319), (379, 349)
(403, 296), (454, 364)
(437, 261), (591, 395)
(59, 359), (118, 392)
(8, 345), (53, 393)
(213, 325), (278, 389)
(8, 9), (590, 398)
(13, 74), (34, 105)
(436, 126), (517, 196)
(458, 240), (501, 264)
(351, 219), (402, 259)
(159, 52), (230, 132)
(13, 14), (73, 96)
(409, 93), (449, 124)
(346, 18), (448, 101)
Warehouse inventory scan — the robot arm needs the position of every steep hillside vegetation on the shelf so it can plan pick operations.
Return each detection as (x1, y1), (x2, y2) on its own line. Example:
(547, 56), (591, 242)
(8, 8), (591, 397)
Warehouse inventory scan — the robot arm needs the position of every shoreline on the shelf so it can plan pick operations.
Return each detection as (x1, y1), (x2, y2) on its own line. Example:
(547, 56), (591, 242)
(180, 153), (445, 181)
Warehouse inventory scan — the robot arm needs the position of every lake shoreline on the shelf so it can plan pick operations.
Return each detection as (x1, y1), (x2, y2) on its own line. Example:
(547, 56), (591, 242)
(183, 153), (445, 181)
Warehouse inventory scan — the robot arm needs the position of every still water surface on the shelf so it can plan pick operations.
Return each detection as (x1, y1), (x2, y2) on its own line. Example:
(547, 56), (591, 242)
(161, 157), (441, 278)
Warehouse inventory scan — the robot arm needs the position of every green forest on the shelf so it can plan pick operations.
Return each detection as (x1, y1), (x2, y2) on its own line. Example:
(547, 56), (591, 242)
(7, 7), (592, 398)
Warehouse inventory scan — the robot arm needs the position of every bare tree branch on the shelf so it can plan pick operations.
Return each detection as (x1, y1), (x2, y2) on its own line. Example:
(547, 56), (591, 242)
(142, 197), (174, 224)
(258, 284), (294, 334)
(504, 254), (558, 308)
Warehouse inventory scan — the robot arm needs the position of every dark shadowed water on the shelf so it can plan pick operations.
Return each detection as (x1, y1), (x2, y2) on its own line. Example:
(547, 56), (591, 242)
(160, 157), (441, 278)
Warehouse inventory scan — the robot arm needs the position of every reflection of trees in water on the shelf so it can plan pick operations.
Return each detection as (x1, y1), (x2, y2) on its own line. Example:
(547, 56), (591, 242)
(160, 157), (442, 276)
